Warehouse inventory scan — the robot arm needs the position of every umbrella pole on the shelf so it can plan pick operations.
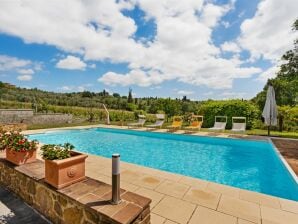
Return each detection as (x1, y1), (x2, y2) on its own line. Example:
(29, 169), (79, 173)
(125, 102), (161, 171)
(268, 118), (271, 136)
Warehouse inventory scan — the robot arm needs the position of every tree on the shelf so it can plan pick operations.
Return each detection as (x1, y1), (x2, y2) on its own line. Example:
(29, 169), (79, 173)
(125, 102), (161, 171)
(128, 88), (133, 103)
(102, 89), (109, 97)
(0, 81), (6, 99)
(82, 91), (93, 98)
(113, 93), (120, 98)
(163, 98), (182, 117)
(182, 96), (190, 101)
(253, 18), (298, 108)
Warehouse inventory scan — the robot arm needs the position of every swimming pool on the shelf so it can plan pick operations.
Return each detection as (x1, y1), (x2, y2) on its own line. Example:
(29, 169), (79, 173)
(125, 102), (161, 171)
(28, 127), (298, 201)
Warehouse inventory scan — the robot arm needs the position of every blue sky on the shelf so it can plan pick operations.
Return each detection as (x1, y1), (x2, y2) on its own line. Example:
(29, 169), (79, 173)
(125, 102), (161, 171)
(0, 0), (297, 100)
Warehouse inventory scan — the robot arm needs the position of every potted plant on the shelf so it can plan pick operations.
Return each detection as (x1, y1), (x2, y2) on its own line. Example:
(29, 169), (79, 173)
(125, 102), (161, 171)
(41, 143), (88, 189)
(0, 130), (38, 165)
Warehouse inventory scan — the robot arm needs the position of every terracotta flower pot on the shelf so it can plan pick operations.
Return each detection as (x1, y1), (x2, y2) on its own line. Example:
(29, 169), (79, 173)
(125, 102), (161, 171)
(5, 149), (37, 165)
(44, 151), (88, 189)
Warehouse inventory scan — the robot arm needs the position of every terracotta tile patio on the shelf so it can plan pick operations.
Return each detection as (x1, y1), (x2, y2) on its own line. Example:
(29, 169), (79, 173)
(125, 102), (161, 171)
(23, 125), (298, 224)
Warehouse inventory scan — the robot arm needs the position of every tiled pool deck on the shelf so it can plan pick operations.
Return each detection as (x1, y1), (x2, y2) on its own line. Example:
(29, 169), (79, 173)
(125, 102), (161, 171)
(23, 125), (298, 224)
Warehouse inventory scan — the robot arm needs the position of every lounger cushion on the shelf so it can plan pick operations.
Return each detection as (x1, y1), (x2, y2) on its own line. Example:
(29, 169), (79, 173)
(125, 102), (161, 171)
(128, 119), (146, 126)
(186, 121), (202, 129)
(232, 123), (246, 131)
(146, 120), (164, 127)
(209, 122), (226, 130)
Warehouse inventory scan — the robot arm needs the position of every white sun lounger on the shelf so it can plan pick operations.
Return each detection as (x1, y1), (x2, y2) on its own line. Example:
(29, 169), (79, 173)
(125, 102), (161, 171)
(127, 115), (146, 128)
(231, 117), (246, 132)
(146, 114), (165, 129)
(209, 116), (227, 131)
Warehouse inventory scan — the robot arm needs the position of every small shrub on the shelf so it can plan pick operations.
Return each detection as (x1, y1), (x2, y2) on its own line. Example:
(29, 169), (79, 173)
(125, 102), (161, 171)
(41, 143), (74, 160)
(0, 130), (38, 152)
(278, 106), (298, 132)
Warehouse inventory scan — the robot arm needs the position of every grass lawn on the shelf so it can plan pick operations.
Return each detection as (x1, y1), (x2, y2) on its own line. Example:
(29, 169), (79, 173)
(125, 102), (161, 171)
(246, 129), (298, 139)
(198, 128), (298, 139)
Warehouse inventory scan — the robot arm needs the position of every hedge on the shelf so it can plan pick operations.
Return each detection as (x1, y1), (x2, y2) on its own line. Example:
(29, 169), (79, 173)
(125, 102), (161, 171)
(198, 100), (260, 129)
(277, 106), (298, 132)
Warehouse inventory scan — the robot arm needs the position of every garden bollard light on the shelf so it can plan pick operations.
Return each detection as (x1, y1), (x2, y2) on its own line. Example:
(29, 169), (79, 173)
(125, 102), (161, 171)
(111, 153), (121, 205)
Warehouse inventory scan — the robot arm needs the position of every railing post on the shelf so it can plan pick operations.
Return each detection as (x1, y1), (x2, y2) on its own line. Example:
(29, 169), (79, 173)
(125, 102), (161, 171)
(111, 154), (121, 204)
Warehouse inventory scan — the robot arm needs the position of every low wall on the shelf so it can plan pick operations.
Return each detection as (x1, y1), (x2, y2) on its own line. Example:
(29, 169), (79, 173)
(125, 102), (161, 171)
(0, 109), (33, 123)
(32, 113), (72, 124)
(0, 109), (73, 124)
(0, 158), (151, 224)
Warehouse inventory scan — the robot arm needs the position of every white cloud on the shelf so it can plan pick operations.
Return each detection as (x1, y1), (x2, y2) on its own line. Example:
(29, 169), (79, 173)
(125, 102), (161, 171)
(56, 55), (87, 70)
(17, 75), (32, 81)
(89, 63), (96, 69)
(84, 83), (93, 87)
(220, 91), (247, 99)
(200, 3), (232, 28)
(256, 65), (280, 82)
(238, 0), (298, 62)
(0, 55), (38, 81)
(150, 85), (161, 90)
(97, 0), (260, 89)
(221, 41), (241, 53)
(98, 69), (164, 87)
(238, 11), (245, 18)
(0, 55), (31, 71)
(0, 0), (279, 90)
(59, 83), (93, 92)
(203, 91), (214, 96)
(177, 90), (194, 95)
(34, 62), (43, 71)
(78, 86), (85, 92)
(59, 86), (72, 91)
(221, 21), (230, 28)
(17, 68), (35, 75)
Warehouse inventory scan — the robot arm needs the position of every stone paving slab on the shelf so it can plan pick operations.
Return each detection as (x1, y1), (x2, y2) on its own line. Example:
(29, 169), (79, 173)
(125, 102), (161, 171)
(22, 124), (298, 224)
(0, 155), (151, 224)
(0, 186), (50, 224)
(82, 154), (298, 224)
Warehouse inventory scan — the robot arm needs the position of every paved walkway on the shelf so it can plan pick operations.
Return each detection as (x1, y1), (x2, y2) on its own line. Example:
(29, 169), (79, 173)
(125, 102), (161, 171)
(23, 125), (298, 224)
(0, 186), (50, 224)
(84, 154), (298, 224)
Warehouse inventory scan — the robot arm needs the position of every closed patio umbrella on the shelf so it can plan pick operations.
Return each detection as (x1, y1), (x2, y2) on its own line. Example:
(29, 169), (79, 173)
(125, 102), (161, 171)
(262, 85), (278, 136)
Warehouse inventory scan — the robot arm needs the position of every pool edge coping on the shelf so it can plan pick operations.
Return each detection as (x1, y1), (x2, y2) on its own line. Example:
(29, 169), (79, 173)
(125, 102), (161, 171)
(24, 124), (298, 202)
(23, 124), (270, 143)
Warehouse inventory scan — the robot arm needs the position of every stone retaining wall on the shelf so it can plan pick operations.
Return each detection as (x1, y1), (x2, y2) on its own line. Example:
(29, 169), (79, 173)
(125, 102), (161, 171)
(0, 109), (73, 124)
(32, 113), (72, 124)
(0, 109), (33, 123)
(0, 158), (151, 224)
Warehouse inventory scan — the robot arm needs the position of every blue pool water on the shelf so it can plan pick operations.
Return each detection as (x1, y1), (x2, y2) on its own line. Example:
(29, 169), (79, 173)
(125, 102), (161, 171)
(28, 128), (298, 201)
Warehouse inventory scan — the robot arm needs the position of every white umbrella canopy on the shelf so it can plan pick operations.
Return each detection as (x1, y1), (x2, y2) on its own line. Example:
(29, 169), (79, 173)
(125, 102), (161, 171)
(262, 85), (278, 135)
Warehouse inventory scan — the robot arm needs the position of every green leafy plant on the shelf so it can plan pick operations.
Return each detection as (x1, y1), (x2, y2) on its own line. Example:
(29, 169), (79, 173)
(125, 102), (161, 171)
(0, 129), (38, 152)
(41, 143), (74, 160)
(198, 100), (260, 129)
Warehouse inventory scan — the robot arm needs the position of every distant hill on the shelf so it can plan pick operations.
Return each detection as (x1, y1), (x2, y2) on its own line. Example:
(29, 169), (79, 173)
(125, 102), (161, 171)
(0, 80), (203, 116)
(0, 81), (123, 108)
